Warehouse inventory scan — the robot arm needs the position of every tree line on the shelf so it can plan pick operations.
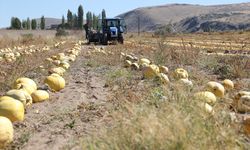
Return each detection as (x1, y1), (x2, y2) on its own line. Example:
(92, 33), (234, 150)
(60, 7), (106, 30)
(9, 4), (106, 30)
(59, 5), (84, 29)
(10, 16), (45, 30)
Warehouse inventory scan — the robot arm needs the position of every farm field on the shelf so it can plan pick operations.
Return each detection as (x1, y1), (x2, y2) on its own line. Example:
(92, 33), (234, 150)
(0, 30), (250, 149)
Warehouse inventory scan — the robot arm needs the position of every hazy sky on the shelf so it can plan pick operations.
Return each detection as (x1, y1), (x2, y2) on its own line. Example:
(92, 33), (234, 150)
(0, 0), (249, 28)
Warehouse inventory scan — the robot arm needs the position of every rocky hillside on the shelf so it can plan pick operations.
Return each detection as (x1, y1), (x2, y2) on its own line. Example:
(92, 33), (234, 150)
(117, 3), (250, 32)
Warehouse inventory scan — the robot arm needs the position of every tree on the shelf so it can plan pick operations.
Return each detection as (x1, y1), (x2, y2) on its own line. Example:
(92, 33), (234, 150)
(102, 9), (106, 20)
(31, 19), (37, 30)
(77, 5), (84, 29)
(67, 9), (73, 29)
(10, 17), (15, 29)
(40, 16), (45, 30)
(92, 13), (99, 30)
(27, 18), (31, 30)
(13, 17), (22, 29)
(61, 15), (65, 28)
(86, 11), (93, 28)
(22, 20), (27, 29)
(73, 14), (78, 29)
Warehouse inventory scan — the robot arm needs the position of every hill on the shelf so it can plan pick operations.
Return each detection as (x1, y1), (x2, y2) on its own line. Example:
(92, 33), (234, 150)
(117, 3), (250, 32)
(35, 17), (61, 29)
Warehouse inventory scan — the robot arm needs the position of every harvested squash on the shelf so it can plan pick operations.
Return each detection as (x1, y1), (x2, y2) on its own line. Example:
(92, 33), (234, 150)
(0, 96), (16, 102)
(178, 78), (193, 88)
(206, 81), (225, 98)
(6, 89), (32, 107)
(45, 73), (65, 92)
(124, 60), (132, 68)
(194, 91), (217, 105)
(49, 67), (66, 76)
(222, 79), (234, 90)
(159, 65), (169, 74)
(157, 73), (170, 84)
(0, 116), (13, 148)
(0, 99), (24, 122)
(142, 64), (159, 79)
(204, 103), (214, 114)
(13, 77), (37, 91)
(31, 90), (49, 103)
(14, 83), (36, 95)
(232, 91), (250, 110)
(131, 63), (140, 70)
(173, 68), (188, 80)
(139, 58), (151, 65)
(125, 55), (135, 61)
(59, 61), (70, 70)
(237, 95), (250, 113)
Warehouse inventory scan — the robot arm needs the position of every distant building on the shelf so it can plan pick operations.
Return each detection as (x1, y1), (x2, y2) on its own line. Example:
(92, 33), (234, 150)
(46, 24), (59, 30)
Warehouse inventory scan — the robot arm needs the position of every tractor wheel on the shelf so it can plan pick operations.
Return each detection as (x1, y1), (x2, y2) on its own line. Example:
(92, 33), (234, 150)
(118, 36), (124, 44)
(102, 35), (108, 45)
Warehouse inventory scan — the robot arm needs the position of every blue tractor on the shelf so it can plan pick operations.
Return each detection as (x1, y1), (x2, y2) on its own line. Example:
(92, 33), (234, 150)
(87, 18), (126, 45)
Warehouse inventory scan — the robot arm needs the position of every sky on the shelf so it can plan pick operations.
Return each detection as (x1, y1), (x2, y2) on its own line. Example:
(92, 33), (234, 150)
(0, 0), (249, 28)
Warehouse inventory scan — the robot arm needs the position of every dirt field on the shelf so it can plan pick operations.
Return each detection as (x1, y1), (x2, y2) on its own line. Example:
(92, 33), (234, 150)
(0, 31), (250, 149)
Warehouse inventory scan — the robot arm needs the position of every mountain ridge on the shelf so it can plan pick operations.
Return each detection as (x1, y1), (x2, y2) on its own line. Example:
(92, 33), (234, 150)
(117, 2), (250, 32)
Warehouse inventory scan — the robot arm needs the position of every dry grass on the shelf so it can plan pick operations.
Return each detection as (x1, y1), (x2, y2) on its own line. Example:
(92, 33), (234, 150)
(79, 32), (250, 149)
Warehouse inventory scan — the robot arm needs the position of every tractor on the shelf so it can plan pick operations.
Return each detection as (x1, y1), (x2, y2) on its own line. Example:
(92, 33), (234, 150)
(87, 18), (126, 45)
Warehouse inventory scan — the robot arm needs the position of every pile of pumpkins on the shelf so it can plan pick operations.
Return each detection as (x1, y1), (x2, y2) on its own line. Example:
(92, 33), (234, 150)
(0, 40), (68, 63)
(0, 41), (82, 148)
(121, 53), (250, 134)
(122, 53), (192, 87)
(86, 46), (114, 56)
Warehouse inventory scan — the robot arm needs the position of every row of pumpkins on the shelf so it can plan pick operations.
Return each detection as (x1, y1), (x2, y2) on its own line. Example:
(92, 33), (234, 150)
(121, 53), (250, 134)
(0, 41), (66, 63)
(0, 41), (82, 148)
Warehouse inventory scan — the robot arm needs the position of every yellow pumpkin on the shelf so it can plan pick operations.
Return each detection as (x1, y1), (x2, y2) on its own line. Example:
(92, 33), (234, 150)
(173, 68), (188, 80)
(0, 99), (24, 122)
(131, 63), (140, 70)
(142, 64), (159, 79)
(125, 55), (134, 61)
(6, 89), (32, 107)
(206, 81), (225, 98)
(49, 67), (66, 76)
(234, 91), (250, 100)
(199, 102), (214, 114)
(157, 73), (170, 84)
(57, 53), (66, 60)
(204, 103), (214, 114)
(159, 66), (169, 74)
(0, 116), (13, 148)
(222, 79), (234, 90)
(14, 83), (36, 95)
(31, 90), (49, 103)
(52, 60), (61, 66)
(237, 95), (250, 113)
(68, 55), (76, 62)
(0, 96), (16, 102)
(124, 60), (132, 68)
(13, 77), (37, 91)
(232, 91), (250, 110)
(59, 61), (70, 70)
(194, 91), (217, 105)
(139, 58), (151, 65)
(178, 78), (193, 88)
(44, 73), (65, 92)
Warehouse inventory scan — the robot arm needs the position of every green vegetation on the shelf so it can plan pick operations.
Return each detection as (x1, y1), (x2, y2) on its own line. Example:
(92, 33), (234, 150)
(40, 15), (45, 30)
